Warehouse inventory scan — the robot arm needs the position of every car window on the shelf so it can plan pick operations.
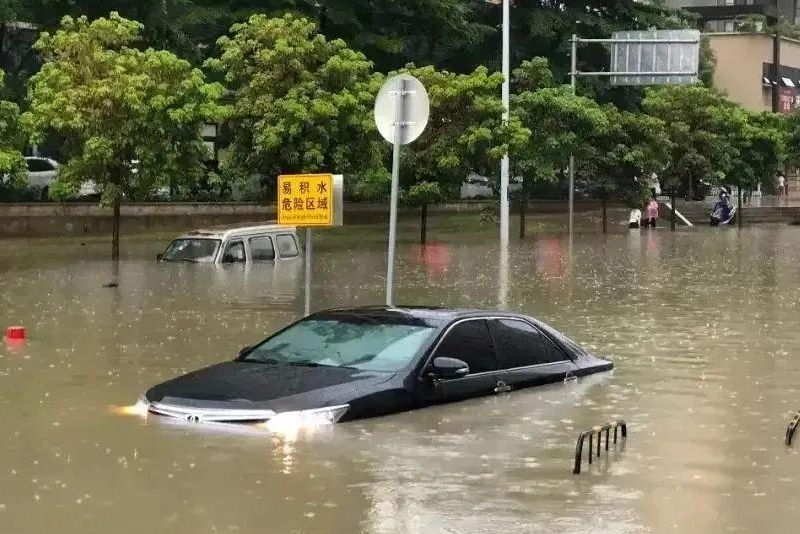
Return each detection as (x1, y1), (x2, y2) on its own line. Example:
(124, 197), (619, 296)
(276, 234), (299, 258)
(249, 236), (275, 261)
(162, 239), (220, 263)
(542, 334), (569, 363)
(490, 319), (567, 368)
(27, 159), (53, 172)
(222, 241), (245, 263)
(434, 320), (496, 374)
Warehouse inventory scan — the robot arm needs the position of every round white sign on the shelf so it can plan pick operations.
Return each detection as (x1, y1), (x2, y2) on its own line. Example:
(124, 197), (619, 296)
(374, 74), (430, 145)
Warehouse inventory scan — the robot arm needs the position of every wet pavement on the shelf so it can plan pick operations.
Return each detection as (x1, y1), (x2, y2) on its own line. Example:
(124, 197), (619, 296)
(3, 219), (800, 533)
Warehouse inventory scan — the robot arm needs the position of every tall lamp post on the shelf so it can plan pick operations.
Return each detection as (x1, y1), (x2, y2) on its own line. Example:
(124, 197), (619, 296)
(488, 0), (511, 249)
(501, 0), (510, 250)
(487, 0), (511, 308)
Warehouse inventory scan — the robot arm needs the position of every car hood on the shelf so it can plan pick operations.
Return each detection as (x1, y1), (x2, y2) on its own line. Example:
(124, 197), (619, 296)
(145, 361), (394, 413)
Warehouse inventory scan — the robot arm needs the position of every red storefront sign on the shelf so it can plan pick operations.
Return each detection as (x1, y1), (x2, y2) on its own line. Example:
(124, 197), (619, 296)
(779, 87), (798, 114)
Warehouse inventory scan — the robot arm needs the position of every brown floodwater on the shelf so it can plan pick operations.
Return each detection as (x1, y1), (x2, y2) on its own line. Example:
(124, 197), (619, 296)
(3, 217), (800, 534)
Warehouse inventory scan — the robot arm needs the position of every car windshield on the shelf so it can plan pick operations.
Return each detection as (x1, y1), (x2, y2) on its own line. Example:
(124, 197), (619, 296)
(243, 316), (438, 372)
(162, 239), (220, 263)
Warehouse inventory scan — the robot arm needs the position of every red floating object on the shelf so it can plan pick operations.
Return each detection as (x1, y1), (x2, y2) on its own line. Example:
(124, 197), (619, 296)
(5, 326), (26, 340)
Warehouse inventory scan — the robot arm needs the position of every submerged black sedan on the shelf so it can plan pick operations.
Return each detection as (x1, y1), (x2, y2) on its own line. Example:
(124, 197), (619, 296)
(140, 306), (612, 425)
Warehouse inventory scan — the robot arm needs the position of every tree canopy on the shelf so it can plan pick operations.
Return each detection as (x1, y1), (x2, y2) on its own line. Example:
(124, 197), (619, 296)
(23, 11), (226, 256)
(508, 58), (608, 190)
(0, 69), (25, 189)
(208, 13), (386, 197)
(642, 85), (742, 195)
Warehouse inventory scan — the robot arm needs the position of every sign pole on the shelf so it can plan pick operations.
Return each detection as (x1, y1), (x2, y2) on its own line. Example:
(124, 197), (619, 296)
(304, 228), (313, 316)
(374, 73), (429, 307)
(569, 33), (577, 243)
(277, 173), (339, 317)
(386, 77), (406, 307)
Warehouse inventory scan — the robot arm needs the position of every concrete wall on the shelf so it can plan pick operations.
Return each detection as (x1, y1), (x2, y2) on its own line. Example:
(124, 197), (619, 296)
(0, 200), (611, 237)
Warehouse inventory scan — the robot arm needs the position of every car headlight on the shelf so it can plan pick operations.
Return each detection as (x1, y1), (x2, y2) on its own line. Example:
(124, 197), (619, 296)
(112, 394), (150, 417)
(132, 394), (151, 417)
(264, 404), (349, 433)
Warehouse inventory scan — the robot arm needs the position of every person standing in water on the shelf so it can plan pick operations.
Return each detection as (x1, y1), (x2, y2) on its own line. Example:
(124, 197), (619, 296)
(644, 196), (659, 228)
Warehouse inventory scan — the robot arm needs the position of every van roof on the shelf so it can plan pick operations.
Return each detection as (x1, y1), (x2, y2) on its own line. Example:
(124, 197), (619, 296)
(176, 223), (297, 241)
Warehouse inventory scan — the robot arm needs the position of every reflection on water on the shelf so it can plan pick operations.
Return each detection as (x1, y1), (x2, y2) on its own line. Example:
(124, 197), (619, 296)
(3, 223), (800, 533)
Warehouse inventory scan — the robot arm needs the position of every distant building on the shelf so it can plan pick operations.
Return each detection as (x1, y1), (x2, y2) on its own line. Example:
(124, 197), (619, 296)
(663, 1), (798, 31)
(706, 32), (800, 114)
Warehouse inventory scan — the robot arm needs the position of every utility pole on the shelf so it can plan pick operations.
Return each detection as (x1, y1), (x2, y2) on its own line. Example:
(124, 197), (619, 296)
(500, 0), (511, 250)
(772, 32), (781, 113)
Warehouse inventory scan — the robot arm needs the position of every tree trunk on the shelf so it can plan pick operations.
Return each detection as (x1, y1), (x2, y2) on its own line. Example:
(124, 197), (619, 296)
(519, 194), (527, 239)
(112, 197), (121, 261)
(420, 204), (428, 245)
(737, 186), (743, 228)
(670, 191), (676, 231)
(602, 197), (608, 234)
(0, 23), (6, 71)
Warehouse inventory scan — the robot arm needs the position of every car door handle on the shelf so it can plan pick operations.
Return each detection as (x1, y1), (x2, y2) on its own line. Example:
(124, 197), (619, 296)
(494, 381), (512, 394)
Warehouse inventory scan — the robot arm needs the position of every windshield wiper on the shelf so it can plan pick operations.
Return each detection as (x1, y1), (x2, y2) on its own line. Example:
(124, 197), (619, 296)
(246, 357), (280, 365)
(287, 361), (357, 369)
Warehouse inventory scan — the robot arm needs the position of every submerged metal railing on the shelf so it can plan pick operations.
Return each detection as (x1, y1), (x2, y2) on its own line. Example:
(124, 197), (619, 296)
(786, 411), (800, 446)
(573, 420), (627, 475)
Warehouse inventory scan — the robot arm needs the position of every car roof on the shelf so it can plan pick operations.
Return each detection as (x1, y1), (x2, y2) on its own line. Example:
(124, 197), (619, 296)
(316, 305), (524, 322)
(312, 306), (589, 359)
(174, 223), (297, 241)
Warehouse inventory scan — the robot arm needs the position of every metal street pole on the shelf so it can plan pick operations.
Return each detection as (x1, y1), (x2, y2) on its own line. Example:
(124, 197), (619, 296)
(304, 228), (313, 316)
(569, 33), (577, 241)
(386, 77), (406, 307)
(499, 0), (511, 250)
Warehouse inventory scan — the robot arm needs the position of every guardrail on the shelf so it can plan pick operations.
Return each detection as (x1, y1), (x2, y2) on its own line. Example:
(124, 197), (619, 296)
(573, 420), (627, 475)
(786, 411), (800, 446)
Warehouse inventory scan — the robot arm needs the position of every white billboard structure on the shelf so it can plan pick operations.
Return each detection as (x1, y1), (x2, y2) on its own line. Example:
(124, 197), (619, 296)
(566, 29), (701, 235)
(609, 30), (700, 86)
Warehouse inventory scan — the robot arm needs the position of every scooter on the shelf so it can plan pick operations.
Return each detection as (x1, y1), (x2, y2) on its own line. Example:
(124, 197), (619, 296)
(710, 197), (736, 226)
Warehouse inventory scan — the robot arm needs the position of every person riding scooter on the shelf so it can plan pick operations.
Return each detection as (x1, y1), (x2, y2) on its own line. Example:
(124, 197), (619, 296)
(710, 191), (734, 226)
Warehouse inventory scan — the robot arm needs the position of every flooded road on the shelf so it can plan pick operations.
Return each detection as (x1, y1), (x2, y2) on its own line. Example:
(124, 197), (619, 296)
(3, 218), (800, 533)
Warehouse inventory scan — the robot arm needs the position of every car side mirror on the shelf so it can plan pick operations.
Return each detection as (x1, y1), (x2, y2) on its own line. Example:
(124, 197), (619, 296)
(432, 357), (469, 379)
(238, 346), (252, 359)
(156, 253), (163, 261)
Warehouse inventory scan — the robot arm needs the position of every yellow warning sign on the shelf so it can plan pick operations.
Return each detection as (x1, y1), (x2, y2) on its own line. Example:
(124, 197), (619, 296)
(278, 174), (334, 227)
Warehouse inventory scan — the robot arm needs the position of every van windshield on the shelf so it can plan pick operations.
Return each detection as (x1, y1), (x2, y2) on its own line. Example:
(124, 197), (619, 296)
(162, 239), (220, 263)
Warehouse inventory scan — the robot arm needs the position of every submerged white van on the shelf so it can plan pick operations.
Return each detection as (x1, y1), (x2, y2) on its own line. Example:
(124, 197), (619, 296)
(159, 224), (301, 264)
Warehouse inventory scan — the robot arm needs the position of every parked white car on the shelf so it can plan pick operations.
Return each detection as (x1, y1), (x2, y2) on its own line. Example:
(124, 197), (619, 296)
(460, 173), (523, 199)
(24, 157), (59, 199)
(24, 156), (100, 200)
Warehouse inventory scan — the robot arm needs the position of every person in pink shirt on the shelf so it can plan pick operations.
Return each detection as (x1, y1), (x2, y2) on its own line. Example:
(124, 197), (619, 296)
(644, 197), (659, 228)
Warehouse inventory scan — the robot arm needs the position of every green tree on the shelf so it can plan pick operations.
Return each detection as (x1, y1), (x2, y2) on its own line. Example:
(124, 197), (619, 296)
(23, 12), (226, 259)
(582, 106), (672, 232)
(394, 64), (514, 244)
(155, 0), (490, 72)
(508, 57), (608, 238)
(208, 13), (386, 198)
(643, 85), (741, 229)
(0, 69), (26, 199)
(403, 182), (444, 246)
(729, 111), (786, 226)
